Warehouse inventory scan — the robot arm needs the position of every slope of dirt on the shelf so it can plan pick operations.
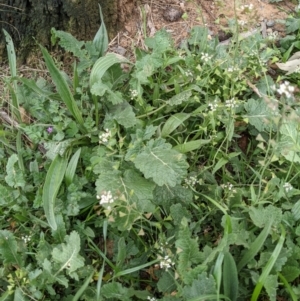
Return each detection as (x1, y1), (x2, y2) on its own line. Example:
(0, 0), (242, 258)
(111, 0), (295, 53)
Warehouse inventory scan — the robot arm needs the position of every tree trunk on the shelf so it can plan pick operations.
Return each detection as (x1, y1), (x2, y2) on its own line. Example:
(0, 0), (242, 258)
(0, 0), (137, 63)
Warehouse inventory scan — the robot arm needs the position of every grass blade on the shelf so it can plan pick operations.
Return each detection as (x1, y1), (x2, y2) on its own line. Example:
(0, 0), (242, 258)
(72, 270), (94, 301)
(278, 272), (298, 301)
(43, 154), (68, 230)
(251, 225), (286, 301)
(93, 4), (108, 57)
(161, 113), (190, 138)
(40, 45), (86, 132)
(213, 252), (224, 301)
(237, 220), (273, 272)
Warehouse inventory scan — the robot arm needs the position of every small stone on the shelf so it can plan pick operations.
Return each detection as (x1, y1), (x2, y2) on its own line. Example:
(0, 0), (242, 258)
(266, 20), (275, 27)
(163, 7), (184, 22)
(266, 28), (273, 34)
(113, 46), (126, 56)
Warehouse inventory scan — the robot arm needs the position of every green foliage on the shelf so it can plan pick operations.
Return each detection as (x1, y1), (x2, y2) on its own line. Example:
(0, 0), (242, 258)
(1, 6), (300, 301)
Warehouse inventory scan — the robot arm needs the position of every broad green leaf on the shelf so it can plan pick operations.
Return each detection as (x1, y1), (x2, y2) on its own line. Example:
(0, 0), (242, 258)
(263, 275), (278, 301)
(0, 230), (23, 266)
(5, 154), (25, 188)
(43, 154), (68, 230)
(106, 101), (136, 128)
(145, 29), (173, 53)
(212, 157), (228, 174)
(251, 225), (286, 301)
(278, 121), (300, 163)
(134, 138), (189, 187)
(116, 237), (126, 266)
(292, 200), (300, 221)
(65, 148), (81, 186)
(161, 113), (190, 137)
(166, 90), (193, 106)
(249, 205), (282, 228)
(14, 288), (26, 301)
(223, 252), (238, 301)
(157, 272), (177, 293)
(93, 4), (109, 57)
(40, 45), (85, 130)
(173, 139), (211, 153)
(90, 53), (130, 87)
(52, 231), (85, 276)
(170, 203), (192, 225)
(182, 272), (217, 298)
(281, 265), (300, 282)
(244, 98), (271, 132)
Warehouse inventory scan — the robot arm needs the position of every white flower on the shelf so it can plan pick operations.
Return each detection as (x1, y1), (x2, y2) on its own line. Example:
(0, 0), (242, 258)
(201, 52), (212, 62)
(22, 235), (31, 244)
(130, 89), (138, 99)
(208, 99), (218, 112)
(99, 129), (111, 144)
(275, 81), (295, 98)
(185, 176), (198, 187)
(227, 66), (239, 72)
(283, 182), (293, 193)
(238, 20), (247, 26)
(147, 297), (157, 301)
(225, 98), (237, 109)
(160, 255), (175, 270)
(97, 191), (115, 206)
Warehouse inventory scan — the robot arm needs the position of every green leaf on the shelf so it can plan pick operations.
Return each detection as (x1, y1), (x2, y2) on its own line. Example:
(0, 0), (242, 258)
(43, 154), (69, 230)
(263, 275), (278, 301)
(51, 28), (87, 58)
(278, 121), (300, 163)
(145, 29), (173, 53)
(52, 231), (85, 277)
(223, 252), (238, 301)
(166, 90), (193, 106)
(5, 154), (25, 188)
(244, 98), (271, 132)
(249, 205), (282, 228)
(182, 272), (217, 298)
(170, 203), (191, 225)
(161, 113), (190, 138)
(212, 157), (228, 174)
(40, 45), (85, 130)
(292, 200), (300, 221)
(281, 265), (300, 282)
(14, 288), (26, 301)
(65, 148), (81, 186)
(134, 138), (189, 187)
(0, 230), (23, 266)
(173, 139), (211, 153)
(157, 272), (177, 293)
(106, 101), (136, 128)
(93, 4), (109, 57)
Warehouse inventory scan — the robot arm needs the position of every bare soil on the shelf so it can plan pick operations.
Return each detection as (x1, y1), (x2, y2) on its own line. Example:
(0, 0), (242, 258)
(111, 0), (295, 53)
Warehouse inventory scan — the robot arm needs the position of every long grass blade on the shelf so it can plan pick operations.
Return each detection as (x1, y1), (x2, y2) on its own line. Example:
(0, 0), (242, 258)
(72, 270), (94, 301)
(223, 251), (239, 301)
(65, 148), (81, 186)
(278, 272), (298, 301)
(251, 225), (286, 301)
(93, 4), (108, 57)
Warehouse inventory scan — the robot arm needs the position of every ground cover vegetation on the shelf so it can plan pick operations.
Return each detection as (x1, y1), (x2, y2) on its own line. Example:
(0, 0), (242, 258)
(1, 2), (300, 301)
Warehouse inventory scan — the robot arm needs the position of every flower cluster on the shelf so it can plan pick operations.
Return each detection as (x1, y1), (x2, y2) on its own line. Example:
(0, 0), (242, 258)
(21, 235), (31, 244)
(130, 89), (138, 99)
(159, 255), (175, 270)
(201, 52), (212, 62)
(227, 66), (239, 72)
(185, 176), (198, 187)
(208, 99), (219, 112)
(99, 129), (111, 144)
(283, 182), (293, 193)
(225, 98), (237, 109)
(273, 81), (295, 98)
(240, 4), (253, 11)
(222, 182), (234, 191)
(147, 297), (157, 301)
(97, 191), (115, 209)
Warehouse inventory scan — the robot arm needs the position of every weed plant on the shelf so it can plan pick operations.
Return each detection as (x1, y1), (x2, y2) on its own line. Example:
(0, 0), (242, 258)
(1, 4), (300, 301)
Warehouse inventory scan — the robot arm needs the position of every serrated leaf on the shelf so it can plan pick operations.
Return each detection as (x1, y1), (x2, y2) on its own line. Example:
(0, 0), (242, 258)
(282, 265), (300, 282)
(51, 28), (87, 58)
(244, 98), (270, 132)
(145, 29), (173, 53)
(134, 138), (189, 186)
(277, 121), (300, 163)
(52, 231), (84, 276)
(5, 154), (25, 188)
(182, 272), (216, 298)
(0, 230), (23, 266)
(263, 275), (278, 301)
(249, 205), (282, 228)
(166, 90), (192, 106)
(170, 203), (191, 225)
(101, 282), (132, 300)
(161, 113), (190, 137)
(43, 154), (69, 230)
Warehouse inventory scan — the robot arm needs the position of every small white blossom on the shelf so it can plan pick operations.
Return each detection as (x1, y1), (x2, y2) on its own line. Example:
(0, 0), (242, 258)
(22, 235), (31, 244)
(97, 191), (115, 206)
(160, 255), (175, 270)
(201, 52), (212, 62)
(185, 176), (198, 187)
(283, 182), (293, 193)
(238, 20), (247, 26)
(185, 70), (193, 77)
(208, 99), (218, 112)
(225, 98), (237, 109)
(130, 89), (138, 99)
(275, 81), (295, 98)
(227, 66), (239, 72)
(241, 4), (253, 11)
(147, 297), (157, 301)
(267, 31), (278, 41)
(99, 129), (111, 144)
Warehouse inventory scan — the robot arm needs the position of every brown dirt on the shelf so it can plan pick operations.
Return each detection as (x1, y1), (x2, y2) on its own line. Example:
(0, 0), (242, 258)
(110, 0), (295, 54)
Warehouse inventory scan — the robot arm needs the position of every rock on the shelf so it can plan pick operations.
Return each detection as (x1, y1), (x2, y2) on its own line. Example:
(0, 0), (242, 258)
(163, 7), (184, 22)
(266, 20), (275, 27)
